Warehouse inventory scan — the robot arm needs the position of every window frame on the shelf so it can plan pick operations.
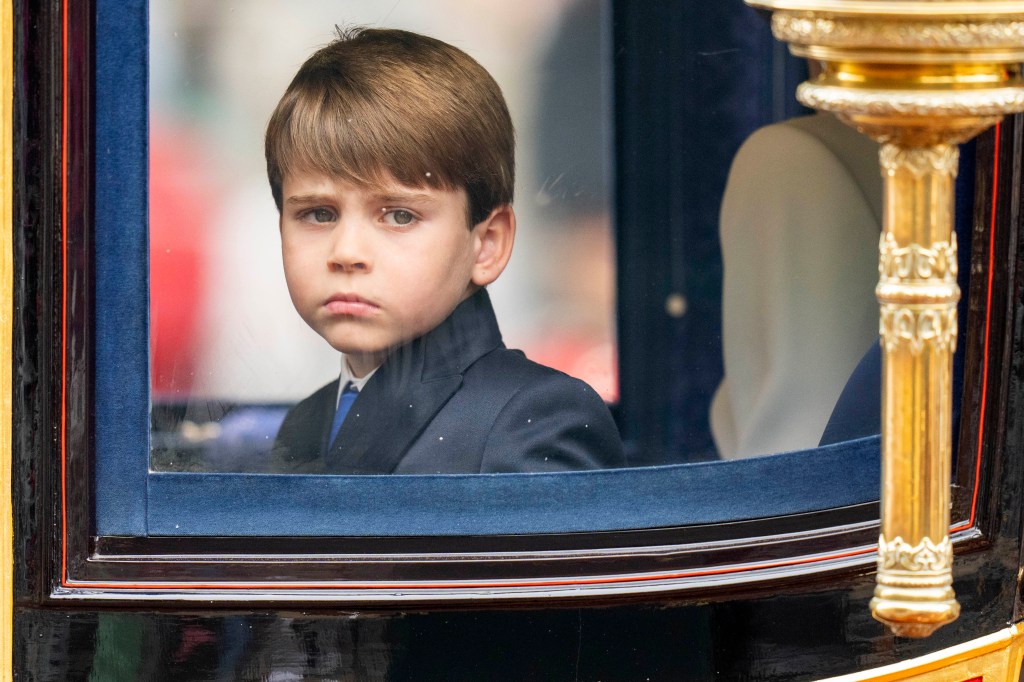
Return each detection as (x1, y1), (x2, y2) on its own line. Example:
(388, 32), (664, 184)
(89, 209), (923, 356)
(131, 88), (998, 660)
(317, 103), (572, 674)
(25, 0), (1009, 605)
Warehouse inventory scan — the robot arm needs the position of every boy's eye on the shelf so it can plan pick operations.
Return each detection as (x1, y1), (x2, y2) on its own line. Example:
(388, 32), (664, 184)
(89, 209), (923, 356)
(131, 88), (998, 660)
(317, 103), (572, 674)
(382, 209), (416, 227)
(309, 208), (336, 223)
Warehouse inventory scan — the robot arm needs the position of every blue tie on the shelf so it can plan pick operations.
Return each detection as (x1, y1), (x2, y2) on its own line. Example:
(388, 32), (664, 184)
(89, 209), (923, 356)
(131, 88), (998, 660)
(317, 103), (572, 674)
(328, 383), (359, 447)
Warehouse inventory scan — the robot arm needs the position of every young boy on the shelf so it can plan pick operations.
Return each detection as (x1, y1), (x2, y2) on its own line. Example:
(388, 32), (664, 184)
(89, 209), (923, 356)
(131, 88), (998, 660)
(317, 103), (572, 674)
(266, 28), (624, 474)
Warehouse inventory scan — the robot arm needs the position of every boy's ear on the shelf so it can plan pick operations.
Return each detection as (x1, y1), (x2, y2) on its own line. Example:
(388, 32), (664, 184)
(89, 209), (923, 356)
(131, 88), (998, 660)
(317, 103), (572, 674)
(470, 205), (516, 287)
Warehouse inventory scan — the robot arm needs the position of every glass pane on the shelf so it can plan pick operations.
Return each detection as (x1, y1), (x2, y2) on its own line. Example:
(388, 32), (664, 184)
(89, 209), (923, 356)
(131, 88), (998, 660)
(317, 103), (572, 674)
(141, 1), (969, 478)
(148, 0), (617, 472)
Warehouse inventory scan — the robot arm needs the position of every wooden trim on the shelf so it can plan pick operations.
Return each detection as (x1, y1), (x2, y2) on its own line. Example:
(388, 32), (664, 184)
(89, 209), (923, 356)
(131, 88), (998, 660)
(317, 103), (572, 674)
(1, 0), (13, 675)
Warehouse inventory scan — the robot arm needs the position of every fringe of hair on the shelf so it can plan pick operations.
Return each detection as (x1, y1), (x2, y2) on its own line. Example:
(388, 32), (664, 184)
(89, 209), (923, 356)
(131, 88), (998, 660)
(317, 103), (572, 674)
(266, 28), (514, 226)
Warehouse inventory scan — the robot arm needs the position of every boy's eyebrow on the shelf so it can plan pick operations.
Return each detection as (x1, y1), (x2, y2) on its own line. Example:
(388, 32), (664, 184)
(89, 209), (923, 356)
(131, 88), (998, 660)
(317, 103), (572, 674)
(284, 191), (439, 205)
(372, 191), (438, 204)
(285, 193), (333, 206)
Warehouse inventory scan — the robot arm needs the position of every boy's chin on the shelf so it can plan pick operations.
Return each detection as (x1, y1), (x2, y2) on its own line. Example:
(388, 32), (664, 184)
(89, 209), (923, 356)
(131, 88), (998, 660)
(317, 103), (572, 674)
(327, 342), (388, 357)
(318, 326), (416, 356)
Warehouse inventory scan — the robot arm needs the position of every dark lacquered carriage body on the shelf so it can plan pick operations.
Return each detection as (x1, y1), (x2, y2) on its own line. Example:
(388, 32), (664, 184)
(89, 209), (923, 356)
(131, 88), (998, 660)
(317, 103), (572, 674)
(10, 1), (1024, 680)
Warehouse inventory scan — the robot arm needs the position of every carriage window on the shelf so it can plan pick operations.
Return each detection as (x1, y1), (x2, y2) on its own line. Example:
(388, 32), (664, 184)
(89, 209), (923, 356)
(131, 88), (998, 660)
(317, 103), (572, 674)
(90, 0), (973, 537)
(147, 0), (617, 474)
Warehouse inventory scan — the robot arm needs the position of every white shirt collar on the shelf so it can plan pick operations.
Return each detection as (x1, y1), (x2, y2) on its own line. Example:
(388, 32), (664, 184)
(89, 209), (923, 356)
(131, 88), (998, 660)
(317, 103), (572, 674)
(337, 355), (380, 405)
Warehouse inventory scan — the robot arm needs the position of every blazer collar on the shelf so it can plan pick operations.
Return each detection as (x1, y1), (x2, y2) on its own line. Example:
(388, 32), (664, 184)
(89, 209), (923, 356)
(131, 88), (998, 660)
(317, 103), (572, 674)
(420, 287), (503, 381)
(324, 288), (504, 473)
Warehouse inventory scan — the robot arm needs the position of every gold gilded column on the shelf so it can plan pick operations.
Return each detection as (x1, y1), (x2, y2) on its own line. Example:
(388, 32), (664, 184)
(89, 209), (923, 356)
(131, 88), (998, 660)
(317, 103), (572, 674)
(743, 0), (1024, 637)
(873, 141), (960, 638)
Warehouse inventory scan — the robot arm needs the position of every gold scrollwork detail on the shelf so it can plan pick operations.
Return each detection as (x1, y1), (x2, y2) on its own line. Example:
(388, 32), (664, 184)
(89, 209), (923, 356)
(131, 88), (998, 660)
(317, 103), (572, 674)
(878, 534), (953, 573)
(879, 305), (957, 355)
(797, 83), (1024, 118)
(879, 143), (959, 177)
(773, 13), (1024, 50)
(878, 232), (958, 283)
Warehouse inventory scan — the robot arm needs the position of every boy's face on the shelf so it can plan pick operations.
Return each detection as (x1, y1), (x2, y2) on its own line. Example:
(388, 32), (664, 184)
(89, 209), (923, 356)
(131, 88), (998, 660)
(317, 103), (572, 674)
(279, 171), (490, 376)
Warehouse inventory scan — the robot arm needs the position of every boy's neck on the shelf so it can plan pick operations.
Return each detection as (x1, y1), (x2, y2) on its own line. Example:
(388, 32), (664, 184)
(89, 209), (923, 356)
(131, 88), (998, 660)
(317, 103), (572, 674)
(345, 353), (385, 379)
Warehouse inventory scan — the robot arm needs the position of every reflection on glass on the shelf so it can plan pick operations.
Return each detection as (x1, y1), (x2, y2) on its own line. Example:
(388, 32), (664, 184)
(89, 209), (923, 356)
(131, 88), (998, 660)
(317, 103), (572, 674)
(149, 0), (618, 473)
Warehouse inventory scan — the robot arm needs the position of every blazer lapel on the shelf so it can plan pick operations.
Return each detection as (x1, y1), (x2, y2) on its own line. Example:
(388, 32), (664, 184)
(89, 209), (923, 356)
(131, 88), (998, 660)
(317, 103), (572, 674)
(324, 289), (503, 474)
(325, 367), (462, 474)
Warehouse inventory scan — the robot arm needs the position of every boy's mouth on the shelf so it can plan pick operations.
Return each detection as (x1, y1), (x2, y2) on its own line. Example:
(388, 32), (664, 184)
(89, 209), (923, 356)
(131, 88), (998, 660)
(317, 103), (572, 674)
(324, 293), (380, 317)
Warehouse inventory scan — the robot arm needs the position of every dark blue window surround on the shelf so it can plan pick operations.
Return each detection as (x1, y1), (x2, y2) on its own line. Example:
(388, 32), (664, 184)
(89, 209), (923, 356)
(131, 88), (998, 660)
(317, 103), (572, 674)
(91, 0), (886, 537)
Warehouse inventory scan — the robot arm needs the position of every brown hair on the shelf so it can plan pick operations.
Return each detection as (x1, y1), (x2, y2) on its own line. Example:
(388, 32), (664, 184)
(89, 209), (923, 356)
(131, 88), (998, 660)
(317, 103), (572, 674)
(265, 27), (514, 225)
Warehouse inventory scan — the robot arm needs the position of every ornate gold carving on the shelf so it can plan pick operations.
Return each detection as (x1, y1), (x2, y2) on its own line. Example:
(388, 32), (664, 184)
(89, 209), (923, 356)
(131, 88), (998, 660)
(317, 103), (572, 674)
(878, 232), (958, 283)
(751, 1), (1024, 18)
(879, 144), (959, 177)
(879, 304), (957, 354)
(797, 83), (1024, 118)
(773, 13), (1024, 50)
(874, 534), (959, 636)
(877, 231), (959, 354)
(878, 534), (953, 573)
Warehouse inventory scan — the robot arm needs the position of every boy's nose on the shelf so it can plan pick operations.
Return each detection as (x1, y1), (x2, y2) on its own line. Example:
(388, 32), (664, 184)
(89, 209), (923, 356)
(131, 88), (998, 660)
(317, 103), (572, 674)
(327, 225), (371, 272)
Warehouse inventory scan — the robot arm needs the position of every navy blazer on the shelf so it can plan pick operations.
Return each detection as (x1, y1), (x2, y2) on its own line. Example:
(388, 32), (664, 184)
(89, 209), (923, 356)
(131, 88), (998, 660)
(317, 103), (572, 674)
(272, 289), (625, 474)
